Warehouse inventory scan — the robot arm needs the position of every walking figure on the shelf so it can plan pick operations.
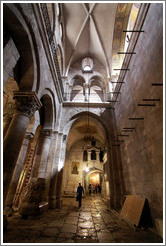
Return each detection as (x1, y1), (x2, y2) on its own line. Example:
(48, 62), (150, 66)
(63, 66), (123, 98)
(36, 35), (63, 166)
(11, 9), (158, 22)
(76, 183), (84, 208)
(88, 184), (91, 195)
(93, 185), (95, 195)
(95, 184), (98, 194)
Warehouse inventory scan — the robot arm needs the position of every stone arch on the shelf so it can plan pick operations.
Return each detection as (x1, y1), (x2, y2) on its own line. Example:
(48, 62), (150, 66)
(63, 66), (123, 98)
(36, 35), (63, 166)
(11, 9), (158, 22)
(61, 110), (125, 210)
(70, 111), (109, 138)
(89, 75), (106, 90)
(84, 167), (103, 192)
(70, 75), (86, 88)
(62, 112), (106, 197)
(70, 75), (85, 101)
(62, 111), (109, 160)
(39, 89), (56, 130)
(88, 75), (106, 102)
(3, 3), (40, 92)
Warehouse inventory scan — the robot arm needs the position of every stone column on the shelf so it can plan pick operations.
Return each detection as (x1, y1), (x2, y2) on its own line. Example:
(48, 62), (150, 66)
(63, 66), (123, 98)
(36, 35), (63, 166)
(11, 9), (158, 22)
(3, 116), (12, 139)
(69, 85), (72, 101)
(62, 76), (69, 101)
(3, 91), (41, 204)
(50, 133), (63, 208)
(45, 131), (59, 206)
(88, 151), (91, 161)
(96, 151), (100, 161)
(84, 83), (89, 102)
(37, 129), (52, 179)
(57, 137), (67, 200)
(5, 132), (34, 207)
(38, 129), (54, 203)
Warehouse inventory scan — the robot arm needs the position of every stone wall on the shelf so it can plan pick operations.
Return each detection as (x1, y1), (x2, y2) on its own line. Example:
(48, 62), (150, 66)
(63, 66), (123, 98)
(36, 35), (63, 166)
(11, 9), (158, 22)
(114, 3), (163, 222)
(62, 140), (103, 195)
(3, 38), (20, 85)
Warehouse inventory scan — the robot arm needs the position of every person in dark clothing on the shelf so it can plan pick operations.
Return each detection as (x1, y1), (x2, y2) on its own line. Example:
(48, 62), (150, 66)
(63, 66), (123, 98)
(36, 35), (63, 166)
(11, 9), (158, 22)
(76, 183), (84, 208)
(98, 184), (101, 193)
(95, 184), (98, 194)
(88, 184), (91, 195)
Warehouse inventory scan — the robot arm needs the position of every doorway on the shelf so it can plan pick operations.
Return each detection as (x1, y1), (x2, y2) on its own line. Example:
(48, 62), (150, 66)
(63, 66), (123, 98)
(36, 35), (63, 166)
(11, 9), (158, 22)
(90, 172), (100, 186)
(85, 169), (102, 194)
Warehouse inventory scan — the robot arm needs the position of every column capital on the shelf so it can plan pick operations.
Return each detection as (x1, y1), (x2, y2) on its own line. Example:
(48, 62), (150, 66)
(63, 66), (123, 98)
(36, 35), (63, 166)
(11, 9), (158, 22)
(42, 129), (53, 137)
(52, 130), (58, 135)
(84, 83), (89, 89)
(61, 76), (68, 82)
(13, 91), (42, 119)
(25, 132), (34, 140)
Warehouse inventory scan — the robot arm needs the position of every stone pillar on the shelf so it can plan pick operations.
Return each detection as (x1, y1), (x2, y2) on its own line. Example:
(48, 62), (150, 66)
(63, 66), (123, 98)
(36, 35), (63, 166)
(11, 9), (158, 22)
(3, 91), (41, 204)
(62, 76), (69, 101)
(88, 151), (91, 161)
(3, 116), (12, 139)
(50, 133), (63, 208)
(103, 89), (106, 102)
(65, 82), (70, 101)
(5, 132), (34, 207)
(37, 129), (52, 179)
(69, 85), (72, 101)
(96, 151), (100, 161)
(84, 83), (89, 102)
(45, 131), (59, 206)
(58, 137), (67, 198)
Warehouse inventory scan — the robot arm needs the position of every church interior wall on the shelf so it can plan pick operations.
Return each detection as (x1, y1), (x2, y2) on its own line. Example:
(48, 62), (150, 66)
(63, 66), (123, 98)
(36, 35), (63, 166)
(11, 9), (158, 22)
(2, 3), (163, 240)
(62, 140), (103, 195)
(114, 3), (163, 223)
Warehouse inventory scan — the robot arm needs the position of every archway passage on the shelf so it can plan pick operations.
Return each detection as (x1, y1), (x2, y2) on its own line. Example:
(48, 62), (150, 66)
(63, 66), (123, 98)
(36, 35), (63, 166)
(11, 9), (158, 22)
(62, 113), (106, 197)
(85, 169), (103, 195)
(90, 172), (100, 187)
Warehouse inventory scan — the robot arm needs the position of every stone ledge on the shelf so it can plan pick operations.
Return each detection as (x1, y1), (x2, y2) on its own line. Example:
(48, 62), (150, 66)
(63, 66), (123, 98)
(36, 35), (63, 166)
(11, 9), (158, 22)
(63, 102), (114, 108)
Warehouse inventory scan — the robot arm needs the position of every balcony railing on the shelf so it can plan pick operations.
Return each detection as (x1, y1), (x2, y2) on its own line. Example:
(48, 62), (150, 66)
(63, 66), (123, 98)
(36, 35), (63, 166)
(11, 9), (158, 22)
(64, 92), (117, 103)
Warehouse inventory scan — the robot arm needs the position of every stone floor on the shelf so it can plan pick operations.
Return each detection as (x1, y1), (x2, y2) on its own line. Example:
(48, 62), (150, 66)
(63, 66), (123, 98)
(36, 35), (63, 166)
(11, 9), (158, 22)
(4, 194), (162, 244)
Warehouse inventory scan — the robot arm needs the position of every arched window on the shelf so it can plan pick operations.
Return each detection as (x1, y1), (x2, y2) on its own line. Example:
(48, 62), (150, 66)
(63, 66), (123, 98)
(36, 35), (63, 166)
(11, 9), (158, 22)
(91, 150), (96, 160)
(82, 57), (93, 72)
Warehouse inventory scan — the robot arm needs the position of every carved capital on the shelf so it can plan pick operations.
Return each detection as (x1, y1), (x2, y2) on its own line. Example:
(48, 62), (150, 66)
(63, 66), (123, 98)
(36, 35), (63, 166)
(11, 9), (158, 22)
(13, 92), (42, 119)
(42, 129), (53, 137)
(52, 131), (58, 135)
(61, 76), (68, 81)
(25, 132), (34, 140)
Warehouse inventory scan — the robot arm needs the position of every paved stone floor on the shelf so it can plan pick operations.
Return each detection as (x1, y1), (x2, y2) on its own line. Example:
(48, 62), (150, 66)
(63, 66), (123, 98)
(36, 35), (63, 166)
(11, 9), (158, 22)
(4, 194), (162, 244)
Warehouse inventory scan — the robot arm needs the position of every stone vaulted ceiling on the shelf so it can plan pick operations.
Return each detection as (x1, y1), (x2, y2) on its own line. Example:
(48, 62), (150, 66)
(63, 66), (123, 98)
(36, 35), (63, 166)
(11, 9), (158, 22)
(62, 3), (137, 79)
(62, 3), (117, 78)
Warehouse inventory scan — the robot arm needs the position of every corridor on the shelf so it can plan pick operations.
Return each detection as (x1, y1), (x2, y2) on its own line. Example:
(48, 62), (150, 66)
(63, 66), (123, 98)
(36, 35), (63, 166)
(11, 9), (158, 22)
(4, 195), (162, 244)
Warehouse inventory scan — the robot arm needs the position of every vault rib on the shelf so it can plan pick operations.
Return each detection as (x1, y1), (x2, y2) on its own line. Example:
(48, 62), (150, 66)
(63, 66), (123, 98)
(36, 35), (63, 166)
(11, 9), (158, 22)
(89, 15), (111, 78)
(83, 3), (110, 78)
(66, 4), (96, 76)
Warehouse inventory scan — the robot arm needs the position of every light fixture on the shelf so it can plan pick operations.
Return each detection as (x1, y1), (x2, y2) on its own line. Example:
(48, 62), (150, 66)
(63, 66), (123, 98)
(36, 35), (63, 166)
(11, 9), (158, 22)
(82, 57), (93, 72)
(82, 92), (95, 150)
(85, 164), (89, 173)
(84, 65), (91, 71)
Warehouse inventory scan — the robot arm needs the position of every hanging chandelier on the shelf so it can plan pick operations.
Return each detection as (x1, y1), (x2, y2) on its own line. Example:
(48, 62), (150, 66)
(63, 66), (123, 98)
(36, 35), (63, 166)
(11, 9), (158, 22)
(82, 93), (95, 149)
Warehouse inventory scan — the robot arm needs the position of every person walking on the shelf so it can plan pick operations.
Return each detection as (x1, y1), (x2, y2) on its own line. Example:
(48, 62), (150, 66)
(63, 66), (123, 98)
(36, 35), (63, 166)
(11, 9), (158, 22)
(76, 183), (84, 208)
(88, 184), (91, 195)
(95, 183), (98, 194)
(93, 185), (95, 195)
